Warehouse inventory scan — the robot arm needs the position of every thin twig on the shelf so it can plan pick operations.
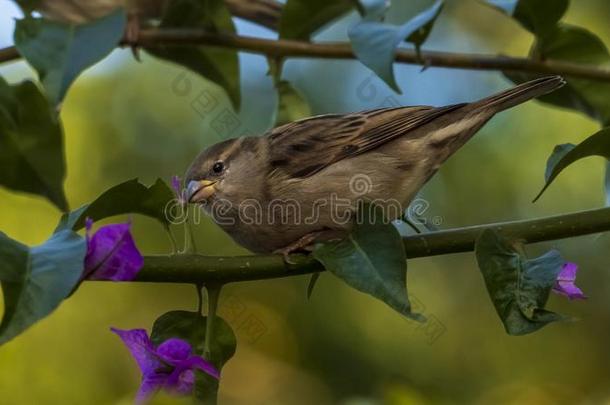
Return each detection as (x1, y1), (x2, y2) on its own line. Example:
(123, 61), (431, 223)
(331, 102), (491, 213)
(3, 30), (610, 81)
(203, 284), (221, 359)
(134, 206), (610, 285)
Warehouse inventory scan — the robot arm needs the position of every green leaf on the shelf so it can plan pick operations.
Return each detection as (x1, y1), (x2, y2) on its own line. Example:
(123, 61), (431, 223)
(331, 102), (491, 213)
(275, 80), (312, 126)
(14, 10), (126, 105)
(151, 310), (236, 405)
(0, 229), (86, 344)
(405, 1), (445, 51)
(534, 128), (610, 201)
(544, 143), (575, 182)
(193, 371), (219, 405)
(502, 22), (610, 202)
(349, 0), (444, 92)
(0, 78), (68, 210)
(306, 273), (320, 300)
(279, 0), (356, 40)
(313, 204), (424, 321)
(145, 0), (240, 110)
(55, 178), (175, 232)
(484, 0), (568, 38)
(505, 24), (610, 126)
(475, 229), (566, 335)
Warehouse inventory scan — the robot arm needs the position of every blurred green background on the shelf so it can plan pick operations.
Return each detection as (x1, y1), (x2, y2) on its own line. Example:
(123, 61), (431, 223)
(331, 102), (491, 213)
(1, 0), (610, 404)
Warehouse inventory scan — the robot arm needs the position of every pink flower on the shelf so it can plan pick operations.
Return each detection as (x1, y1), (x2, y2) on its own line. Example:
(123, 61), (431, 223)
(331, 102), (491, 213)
(171, 175), (185, 204)
(84, 218), (143, 281)
(552, 262), (586, 300)
(111, 328), (218, 404)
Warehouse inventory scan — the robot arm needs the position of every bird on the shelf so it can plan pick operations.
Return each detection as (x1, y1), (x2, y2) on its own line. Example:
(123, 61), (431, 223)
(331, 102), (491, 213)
(185, 76), (565, 257)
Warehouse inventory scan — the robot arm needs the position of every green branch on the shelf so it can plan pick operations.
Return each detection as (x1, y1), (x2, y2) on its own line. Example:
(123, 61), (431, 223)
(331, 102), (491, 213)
(2, 30), (610, 81)
(134, 207), (610, 285)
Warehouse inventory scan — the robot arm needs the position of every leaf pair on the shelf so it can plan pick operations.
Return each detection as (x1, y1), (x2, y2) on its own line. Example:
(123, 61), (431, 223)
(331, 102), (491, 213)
(348, 0), (444, 92)
(15, 1), (241, 112)
(476, 229), (567, 335)
(14, 10), (126, 106)
(485, 0), (610, 200)
(0, 178), (174, 346)
(5, 10), (125, 210)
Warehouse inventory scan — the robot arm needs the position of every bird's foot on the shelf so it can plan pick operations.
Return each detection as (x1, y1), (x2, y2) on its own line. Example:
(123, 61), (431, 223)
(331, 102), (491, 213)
(125, 12), (142, 62)
(274, 232), (324, 265)
(274, 230), (345, 265)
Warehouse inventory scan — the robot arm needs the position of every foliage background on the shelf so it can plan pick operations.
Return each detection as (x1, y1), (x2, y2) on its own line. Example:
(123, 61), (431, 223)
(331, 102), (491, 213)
(1, 0), (609, 403)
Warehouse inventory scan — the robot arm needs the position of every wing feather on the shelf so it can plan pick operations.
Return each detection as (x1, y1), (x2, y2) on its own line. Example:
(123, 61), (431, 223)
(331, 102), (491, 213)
(267, 104), (466, 178)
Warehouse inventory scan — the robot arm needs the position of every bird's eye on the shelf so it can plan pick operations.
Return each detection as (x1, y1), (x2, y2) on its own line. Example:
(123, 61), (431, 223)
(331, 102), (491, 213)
(212, 161), (225, 174)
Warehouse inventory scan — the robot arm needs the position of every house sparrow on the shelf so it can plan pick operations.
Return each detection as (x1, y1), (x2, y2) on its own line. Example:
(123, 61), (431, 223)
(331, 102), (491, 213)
(186, 76), (565, 256)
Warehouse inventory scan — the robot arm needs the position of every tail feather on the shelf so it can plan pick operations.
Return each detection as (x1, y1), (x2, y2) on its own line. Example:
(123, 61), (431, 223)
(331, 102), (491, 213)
(422, 76), (565, 164)
(471, 76), (566, 113)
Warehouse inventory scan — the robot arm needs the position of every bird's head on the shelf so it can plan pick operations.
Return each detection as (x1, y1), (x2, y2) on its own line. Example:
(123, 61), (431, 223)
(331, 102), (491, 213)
(185, 137), (265, 205)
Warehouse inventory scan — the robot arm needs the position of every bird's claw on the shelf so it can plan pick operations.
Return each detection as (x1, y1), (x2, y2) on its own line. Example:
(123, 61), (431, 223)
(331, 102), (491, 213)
(273, 247), (299, 265)
(274, 231), (325, 264)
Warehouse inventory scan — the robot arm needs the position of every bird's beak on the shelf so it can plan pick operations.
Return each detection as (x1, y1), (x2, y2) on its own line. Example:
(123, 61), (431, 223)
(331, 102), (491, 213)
(187, 180), (217, 203)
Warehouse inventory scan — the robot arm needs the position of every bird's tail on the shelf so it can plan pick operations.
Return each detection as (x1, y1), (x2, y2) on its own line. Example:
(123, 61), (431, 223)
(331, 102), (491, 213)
(470, 76), (565, 113)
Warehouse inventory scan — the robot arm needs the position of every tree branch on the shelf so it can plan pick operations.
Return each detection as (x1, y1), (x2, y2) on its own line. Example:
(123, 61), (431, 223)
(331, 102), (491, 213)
(134, 206), (610, 285)
(3, 30), (610, 81)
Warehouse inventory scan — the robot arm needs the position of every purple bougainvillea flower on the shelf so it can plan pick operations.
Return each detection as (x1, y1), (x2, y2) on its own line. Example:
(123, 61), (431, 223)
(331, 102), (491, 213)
(84, 218), (144, 281)
(111, 328), (219, 404)
(552, 262), (586, 300)
(171, 175), (185, 204)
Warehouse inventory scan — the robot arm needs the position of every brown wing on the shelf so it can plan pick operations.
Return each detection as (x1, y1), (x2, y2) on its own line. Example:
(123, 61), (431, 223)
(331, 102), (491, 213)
(267, 104), (466, 178)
